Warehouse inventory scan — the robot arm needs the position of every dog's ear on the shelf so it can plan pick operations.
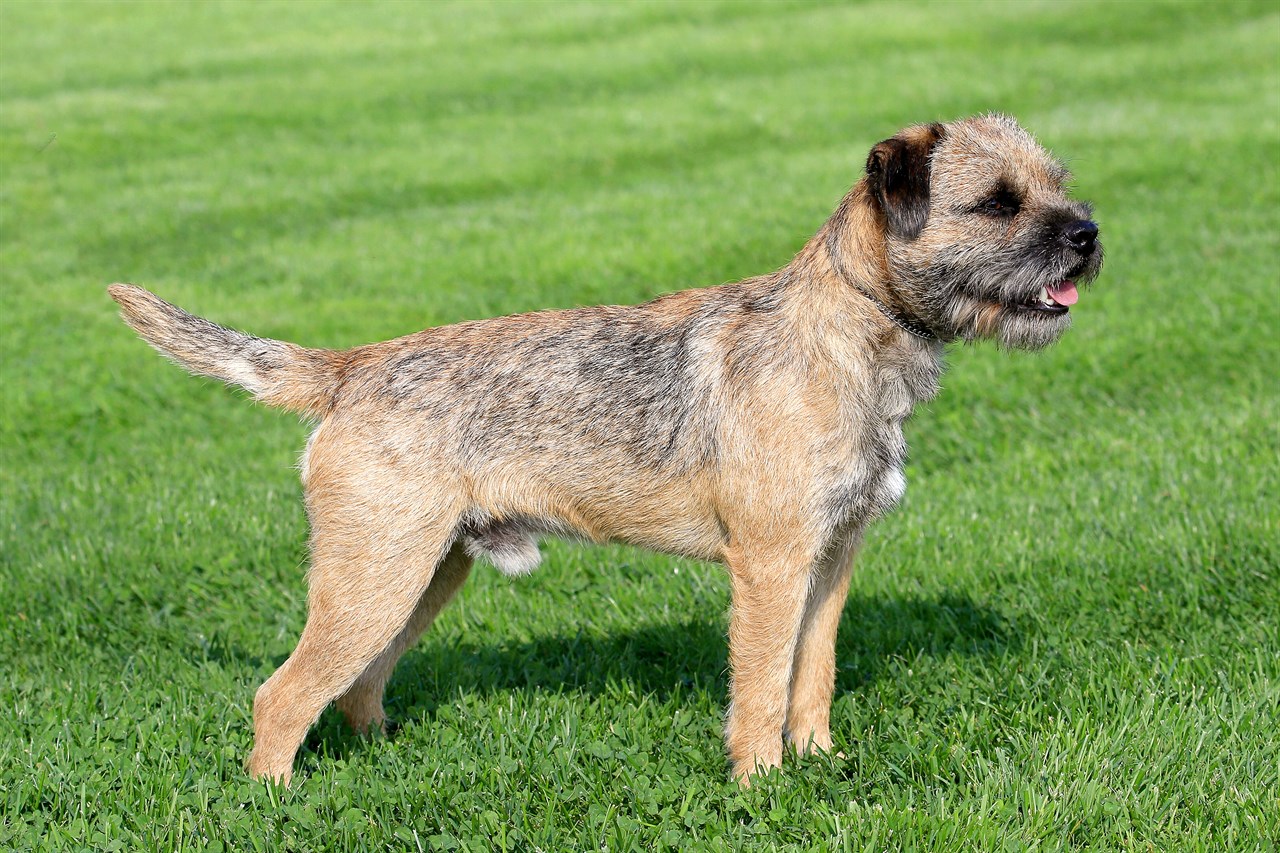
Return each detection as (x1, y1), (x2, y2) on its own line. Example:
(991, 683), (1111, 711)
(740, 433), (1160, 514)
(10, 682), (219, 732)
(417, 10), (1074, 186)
(865, 122), (945, 239)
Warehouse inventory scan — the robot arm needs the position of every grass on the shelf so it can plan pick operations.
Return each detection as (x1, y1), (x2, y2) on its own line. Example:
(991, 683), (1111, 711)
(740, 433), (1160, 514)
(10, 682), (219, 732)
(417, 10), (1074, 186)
(1, 0), (1277, 849)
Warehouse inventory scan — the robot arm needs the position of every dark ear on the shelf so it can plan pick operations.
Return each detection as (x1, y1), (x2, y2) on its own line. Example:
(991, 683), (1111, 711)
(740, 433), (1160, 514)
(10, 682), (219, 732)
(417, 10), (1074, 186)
(865, 122), (945, 239)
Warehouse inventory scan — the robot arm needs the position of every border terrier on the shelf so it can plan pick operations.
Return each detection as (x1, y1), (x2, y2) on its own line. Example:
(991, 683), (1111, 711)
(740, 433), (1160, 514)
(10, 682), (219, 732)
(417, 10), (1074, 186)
(109, 114), (1102, 785)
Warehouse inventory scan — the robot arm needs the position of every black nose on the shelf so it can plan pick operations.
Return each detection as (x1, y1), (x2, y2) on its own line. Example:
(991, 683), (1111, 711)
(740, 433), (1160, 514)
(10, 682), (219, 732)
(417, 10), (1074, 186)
(1063, 220), (1099, 253)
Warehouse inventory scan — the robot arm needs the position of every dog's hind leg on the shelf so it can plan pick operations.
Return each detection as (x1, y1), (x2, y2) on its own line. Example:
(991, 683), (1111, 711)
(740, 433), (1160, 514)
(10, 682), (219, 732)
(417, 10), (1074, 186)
(335, 544), (473, 734)
(246, 502), (462, 786)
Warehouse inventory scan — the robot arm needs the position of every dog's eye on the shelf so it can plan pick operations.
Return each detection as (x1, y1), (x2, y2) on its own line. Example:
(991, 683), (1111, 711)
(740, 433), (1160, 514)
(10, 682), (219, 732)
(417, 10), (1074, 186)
(979, 196), (1018, 216)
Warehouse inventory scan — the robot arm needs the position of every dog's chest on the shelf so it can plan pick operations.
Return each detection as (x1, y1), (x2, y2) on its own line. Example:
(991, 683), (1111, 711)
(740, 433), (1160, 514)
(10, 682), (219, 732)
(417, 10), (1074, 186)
(837, 413), (908, 527)
(825, 347), (939, 530)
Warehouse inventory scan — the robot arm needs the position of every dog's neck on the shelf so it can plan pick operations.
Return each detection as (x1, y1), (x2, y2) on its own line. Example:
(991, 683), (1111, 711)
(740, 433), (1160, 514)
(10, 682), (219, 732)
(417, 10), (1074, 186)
(844, 281), (940, 341)
(811, 183), (944, 344)
(752, 192), (945, 410)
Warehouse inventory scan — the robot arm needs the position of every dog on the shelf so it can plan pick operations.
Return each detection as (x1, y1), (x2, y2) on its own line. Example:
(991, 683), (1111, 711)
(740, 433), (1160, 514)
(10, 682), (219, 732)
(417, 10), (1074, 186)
(109, 113), (1102, 786)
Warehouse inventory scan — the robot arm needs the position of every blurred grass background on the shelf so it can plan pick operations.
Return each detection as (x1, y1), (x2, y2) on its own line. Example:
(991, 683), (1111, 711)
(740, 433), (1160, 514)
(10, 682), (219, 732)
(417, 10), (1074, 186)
(1, 1), (1277, 849)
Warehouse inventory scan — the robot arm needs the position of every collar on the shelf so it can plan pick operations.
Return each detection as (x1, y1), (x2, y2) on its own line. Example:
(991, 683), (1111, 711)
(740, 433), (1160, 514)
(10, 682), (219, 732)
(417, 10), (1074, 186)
(850, 284), (939, 341)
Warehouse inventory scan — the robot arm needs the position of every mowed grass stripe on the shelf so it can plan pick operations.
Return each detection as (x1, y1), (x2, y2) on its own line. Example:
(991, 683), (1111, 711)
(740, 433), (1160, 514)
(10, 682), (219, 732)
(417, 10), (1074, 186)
(4, 4), (1273, 268)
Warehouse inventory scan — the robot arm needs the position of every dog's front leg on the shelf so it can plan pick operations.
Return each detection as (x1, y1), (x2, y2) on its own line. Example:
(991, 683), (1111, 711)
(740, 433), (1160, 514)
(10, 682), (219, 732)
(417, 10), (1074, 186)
(785, 537), (858, 756)
(724, 547), (814, 785)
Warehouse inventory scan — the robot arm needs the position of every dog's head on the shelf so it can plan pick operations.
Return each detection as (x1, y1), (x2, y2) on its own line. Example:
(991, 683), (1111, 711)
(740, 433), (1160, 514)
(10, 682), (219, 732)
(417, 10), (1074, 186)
(862, 114), (1103, 350)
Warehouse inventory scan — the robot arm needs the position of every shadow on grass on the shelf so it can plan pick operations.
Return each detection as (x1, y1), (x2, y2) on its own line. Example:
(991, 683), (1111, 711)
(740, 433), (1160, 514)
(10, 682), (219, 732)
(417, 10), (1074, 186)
(300, 591), (1017, 762)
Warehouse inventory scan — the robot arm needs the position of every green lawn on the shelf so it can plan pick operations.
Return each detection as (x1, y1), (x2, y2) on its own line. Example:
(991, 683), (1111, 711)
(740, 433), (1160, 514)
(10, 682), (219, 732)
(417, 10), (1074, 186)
(2, 1), (1278, 849)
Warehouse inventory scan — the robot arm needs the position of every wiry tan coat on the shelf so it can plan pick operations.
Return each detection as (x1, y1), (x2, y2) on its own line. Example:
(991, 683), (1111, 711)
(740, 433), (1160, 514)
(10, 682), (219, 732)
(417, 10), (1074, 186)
(110, 114), (1102, 785)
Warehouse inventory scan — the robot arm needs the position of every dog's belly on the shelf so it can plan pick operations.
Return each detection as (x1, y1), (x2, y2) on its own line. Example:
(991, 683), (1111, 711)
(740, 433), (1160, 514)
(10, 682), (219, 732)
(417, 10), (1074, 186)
(465, 468), (728, 575)
(463, 513), (726, 577)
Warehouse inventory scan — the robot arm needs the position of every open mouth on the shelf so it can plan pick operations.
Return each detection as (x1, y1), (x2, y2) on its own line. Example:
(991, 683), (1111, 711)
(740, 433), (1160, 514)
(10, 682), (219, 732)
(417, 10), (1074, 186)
(1011, 280), (1078, 315)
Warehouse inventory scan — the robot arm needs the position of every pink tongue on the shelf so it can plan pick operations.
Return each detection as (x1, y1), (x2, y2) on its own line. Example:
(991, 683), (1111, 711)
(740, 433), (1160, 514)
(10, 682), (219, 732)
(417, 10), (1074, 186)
(1047, 281), (1079, 306)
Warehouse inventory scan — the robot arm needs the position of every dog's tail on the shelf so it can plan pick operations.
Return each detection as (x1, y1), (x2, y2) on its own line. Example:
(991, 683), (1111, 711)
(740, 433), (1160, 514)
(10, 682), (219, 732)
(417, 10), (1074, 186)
(108, 284), (343, 418)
